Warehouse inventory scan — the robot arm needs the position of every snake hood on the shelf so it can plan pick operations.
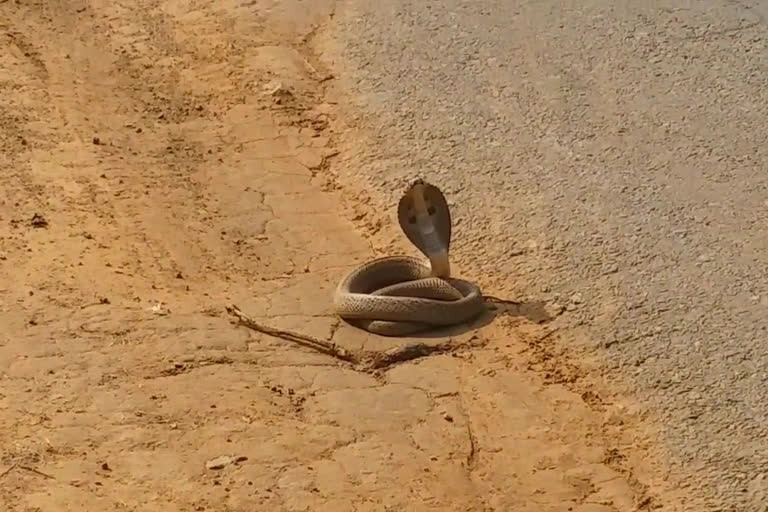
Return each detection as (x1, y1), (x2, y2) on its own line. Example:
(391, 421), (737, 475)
(397, 179), (452, 278)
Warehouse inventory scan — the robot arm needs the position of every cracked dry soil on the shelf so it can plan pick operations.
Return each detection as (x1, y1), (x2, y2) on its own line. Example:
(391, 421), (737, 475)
(1, 1), (679, 511)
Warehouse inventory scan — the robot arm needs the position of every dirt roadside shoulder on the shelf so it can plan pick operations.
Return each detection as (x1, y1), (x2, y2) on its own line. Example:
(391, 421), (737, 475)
(1, 1), (679, 511)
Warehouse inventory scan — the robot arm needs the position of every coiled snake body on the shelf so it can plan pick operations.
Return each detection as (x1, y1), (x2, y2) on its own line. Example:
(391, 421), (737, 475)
(333, 179), (486, 336)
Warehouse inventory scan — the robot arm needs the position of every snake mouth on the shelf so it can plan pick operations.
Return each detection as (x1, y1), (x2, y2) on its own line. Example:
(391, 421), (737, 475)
(397, 179), (452, 278)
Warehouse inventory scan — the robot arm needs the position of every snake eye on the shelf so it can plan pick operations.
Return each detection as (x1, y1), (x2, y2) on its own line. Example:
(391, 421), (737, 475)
(427, 205), (436, 216)
(408, 215), (416, 224)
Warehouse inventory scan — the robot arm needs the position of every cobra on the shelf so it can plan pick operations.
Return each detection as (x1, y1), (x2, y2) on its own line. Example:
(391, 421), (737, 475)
(333, 179), (486, 336)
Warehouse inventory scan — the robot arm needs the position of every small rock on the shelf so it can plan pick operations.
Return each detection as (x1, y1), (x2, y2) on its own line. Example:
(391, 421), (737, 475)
(149, 303), (170, 316)
(29, 213), (48, 228)
(263, 81), (293, 102)
(92, 136), (101, 145)
(547, 302), (566, 317)
(205, 455), (247, 470)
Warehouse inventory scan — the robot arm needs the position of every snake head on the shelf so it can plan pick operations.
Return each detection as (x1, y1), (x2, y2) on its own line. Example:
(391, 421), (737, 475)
(398, 178), (452, 277)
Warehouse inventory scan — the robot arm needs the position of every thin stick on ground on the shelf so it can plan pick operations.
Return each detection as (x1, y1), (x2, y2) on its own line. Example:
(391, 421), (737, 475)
(19, 465), (55, 479)
(0, 462), (17, 479)
(225, 305), (487, 371)
(225, 305), (358, 364)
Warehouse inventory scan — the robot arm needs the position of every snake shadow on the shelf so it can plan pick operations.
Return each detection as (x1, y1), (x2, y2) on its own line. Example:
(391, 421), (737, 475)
(405, 295), (555, 339)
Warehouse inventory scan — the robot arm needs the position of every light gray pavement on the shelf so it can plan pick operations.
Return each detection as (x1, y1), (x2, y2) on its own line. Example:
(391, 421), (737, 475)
(325, 1), (768, 509)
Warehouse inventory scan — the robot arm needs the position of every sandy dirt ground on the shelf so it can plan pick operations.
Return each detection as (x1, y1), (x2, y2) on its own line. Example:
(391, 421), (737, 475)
(0, 1), (689, 511)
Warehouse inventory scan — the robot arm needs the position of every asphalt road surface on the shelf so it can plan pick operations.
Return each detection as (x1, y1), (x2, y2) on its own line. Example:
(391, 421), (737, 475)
(329, 1), (768, 509)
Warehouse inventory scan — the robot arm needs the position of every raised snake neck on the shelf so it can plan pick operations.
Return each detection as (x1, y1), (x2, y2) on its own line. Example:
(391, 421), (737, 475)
(333, 179), (485, 336)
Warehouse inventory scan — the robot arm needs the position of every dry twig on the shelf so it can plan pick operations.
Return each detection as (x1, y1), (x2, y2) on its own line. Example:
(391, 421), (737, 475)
(0, 463), (17, 479)
(225, 304), (486, 371)
(19, 465), (55, 479)
(225, 305), (357, 364)
(0, 463), (54, 480)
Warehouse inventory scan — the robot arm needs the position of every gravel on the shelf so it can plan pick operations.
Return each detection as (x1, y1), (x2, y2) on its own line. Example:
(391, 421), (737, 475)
(325, 0), (768, 509)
